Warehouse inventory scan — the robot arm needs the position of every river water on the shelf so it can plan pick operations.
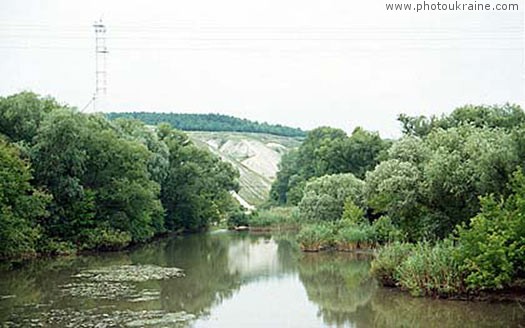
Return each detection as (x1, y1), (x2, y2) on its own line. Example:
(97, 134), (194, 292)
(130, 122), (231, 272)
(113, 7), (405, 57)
(0, 231), (523, 327)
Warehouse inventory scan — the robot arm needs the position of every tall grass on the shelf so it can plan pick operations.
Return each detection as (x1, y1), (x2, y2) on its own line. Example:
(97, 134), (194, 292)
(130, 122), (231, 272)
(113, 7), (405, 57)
(396, 240), (464, 296)
(371, 240), (465, 296)
(248, 206), (300, 229)
(370, 242), (414, 287)
(297, 223), (334, 251)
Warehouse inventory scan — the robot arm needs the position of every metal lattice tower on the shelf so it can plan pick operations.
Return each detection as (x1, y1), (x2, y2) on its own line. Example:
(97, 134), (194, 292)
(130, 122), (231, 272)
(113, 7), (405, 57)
(93, 19), (108, 111)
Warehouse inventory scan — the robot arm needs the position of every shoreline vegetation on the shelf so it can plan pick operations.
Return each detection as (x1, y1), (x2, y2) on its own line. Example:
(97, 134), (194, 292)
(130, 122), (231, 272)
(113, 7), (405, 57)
(2, 91), (524, 303)
(0, 92), (241, 261)
(231, 103), (525, 302)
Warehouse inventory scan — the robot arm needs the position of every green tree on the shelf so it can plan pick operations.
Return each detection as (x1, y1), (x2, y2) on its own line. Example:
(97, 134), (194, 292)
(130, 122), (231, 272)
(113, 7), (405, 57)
(31, 109), (164, 249)
(0, 139), (50, 259)
(298, 173), (364, 222)
(399, 104), (524, 137)
(159, 125), (239, 232)
(0, 91), (60, 143)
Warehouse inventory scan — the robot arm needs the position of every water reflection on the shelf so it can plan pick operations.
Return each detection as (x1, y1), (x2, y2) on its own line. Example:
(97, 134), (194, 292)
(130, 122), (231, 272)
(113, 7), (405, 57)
(298, 252), (377, 327)
(0, 232), (523, 327)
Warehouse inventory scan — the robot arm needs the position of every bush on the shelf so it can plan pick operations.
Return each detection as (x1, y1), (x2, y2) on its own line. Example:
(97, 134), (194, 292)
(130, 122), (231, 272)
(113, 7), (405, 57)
(455, 170), (525, 291)
(371, 216), (404, 243)
(340, 200), (366, 225)
(370, 242), (414, 287)
(79, 227), (132, 251)
(37, 238), (77, 256)
(297, 223), (334, 252)
(227, 210), (250, 229)
(396, 240), (464, 296)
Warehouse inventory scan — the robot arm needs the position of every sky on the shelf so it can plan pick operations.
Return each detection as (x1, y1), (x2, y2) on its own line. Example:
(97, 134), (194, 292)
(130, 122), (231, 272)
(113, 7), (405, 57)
(0, 0), (524, 137)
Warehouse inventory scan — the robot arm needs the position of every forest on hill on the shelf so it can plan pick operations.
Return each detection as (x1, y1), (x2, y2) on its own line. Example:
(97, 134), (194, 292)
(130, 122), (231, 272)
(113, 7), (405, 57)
(0, 92), (241, 259)
(106, 112), (306, 137)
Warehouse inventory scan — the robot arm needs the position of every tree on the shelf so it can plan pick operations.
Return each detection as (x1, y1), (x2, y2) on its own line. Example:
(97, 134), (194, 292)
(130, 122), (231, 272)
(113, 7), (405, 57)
(0, 139), (50, 259)
(0, 91), (60, 143)
(299, 173), (364, 222)
(398, 104), (525, 137)
(159, 125), (239, 232)
(364, 159), (425, 239)
(270, 126), (388, 205)
(31, 109), (164, 249)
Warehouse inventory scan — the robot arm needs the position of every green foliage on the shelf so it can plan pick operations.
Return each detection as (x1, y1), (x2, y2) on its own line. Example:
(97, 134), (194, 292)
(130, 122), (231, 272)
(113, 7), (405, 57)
(395, 240), (464, 296)
(340, 200), (366, 225)
(0, 140), (50, 259)
(107, 112), (306, 137)
(160, 127), (239, 232)
(0, 92), (241, 259)
(297, 223), (334, 251)
(0, 91), (60, 143)
(248, 206), (299, 228)
(298, 173), (364, 222)
(370, 242), (415, 287)
(365, 159), (425, 239)
(371, 216), (404, 244)
(455, 170), (525, 290)
(79, 227), (132, 251)
(227, 210), (250, 229)
(270, 126), (389, 205)
(30, 109), (164, 246)
(399, 104), (525, 137)
(366, 125), (522, 240)
(335, 226), (373, 250)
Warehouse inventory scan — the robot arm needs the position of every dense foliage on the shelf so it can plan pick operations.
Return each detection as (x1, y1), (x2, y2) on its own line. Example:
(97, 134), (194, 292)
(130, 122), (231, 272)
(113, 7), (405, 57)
(0, 92), (240, 259)
(270, 126), (390, 205)
(398, 104), (525, 137)
(268, 103), (525, 296)
(298, 173), (364, 222)
(0, 139), (50, 258)
(106, 112), (306, 137)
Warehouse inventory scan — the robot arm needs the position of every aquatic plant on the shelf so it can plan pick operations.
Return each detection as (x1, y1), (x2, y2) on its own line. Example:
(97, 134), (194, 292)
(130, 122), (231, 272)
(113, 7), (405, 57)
(395, 240), (464, 296)
(297, 223), (334, 251)
(370, 242), (414, 287)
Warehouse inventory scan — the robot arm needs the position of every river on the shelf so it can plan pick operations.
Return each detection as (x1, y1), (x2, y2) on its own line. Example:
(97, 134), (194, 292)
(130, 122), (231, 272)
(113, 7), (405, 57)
(0, 231), (523, 327)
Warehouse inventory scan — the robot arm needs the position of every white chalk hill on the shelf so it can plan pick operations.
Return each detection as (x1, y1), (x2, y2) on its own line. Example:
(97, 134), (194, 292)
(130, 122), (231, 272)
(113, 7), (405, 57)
(188, 132), (301, 208)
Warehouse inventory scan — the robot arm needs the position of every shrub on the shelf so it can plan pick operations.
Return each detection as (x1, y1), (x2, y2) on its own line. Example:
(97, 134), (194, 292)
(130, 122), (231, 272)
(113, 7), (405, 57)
(37, 238), (77, 256)
(79, 227), (132, 251)
(341, 200), (367, 225)
(227, 210), (250, 229)
(455, 170), (525, 291)
(370, 242), (414, 287)
(371, 216), (404, 244)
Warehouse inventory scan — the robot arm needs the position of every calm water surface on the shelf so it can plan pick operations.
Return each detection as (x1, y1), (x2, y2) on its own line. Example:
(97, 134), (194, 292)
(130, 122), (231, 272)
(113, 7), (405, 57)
(0, 231), (523, 327)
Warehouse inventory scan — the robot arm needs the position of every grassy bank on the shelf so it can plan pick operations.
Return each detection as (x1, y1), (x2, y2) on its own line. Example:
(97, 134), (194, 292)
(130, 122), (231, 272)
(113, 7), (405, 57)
(227, 206), (301, 231)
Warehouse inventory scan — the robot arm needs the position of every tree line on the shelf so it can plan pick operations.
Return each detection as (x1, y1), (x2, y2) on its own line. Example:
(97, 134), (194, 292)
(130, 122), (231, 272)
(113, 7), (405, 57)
(0, 92), (240, 260)
(267, 103), (525, 296)
(106, 112), (306, 137)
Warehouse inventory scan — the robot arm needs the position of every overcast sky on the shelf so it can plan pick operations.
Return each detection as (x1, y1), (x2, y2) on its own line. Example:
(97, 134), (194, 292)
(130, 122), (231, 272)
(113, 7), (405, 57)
(0, 0), (523, 137)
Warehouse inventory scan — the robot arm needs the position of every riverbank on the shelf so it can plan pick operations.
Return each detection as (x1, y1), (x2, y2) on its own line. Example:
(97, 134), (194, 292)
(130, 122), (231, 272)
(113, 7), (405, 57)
(2, 231), (524, 327)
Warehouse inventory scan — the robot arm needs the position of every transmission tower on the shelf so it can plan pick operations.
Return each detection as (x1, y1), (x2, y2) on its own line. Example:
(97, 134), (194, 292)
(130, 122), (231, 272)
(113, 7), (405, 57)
(93, 19), (108, 111)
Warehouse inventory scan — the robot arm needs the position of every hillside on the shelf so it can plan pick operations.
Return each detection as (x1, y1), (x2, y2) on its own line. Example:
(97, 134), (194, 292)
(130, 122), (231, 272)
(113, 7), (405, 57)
(107, 112), (306, 137)
(188, 131), (302, 208)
